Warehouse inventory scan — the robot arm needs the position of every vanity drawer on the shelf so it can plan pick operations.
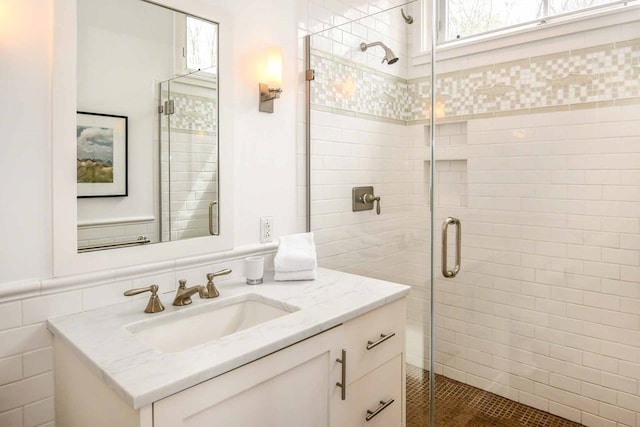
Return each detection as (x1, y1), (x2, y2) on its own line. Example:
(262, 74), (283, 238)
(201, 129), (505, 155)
(333, 354), (403, 427)
(344, 298), (405, 384)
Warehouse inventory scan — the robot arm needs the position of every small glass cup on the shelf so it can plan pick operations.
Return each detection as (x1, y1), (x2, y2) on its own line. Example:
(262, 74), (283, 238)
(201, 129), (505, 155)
(245, 256), (264, 285)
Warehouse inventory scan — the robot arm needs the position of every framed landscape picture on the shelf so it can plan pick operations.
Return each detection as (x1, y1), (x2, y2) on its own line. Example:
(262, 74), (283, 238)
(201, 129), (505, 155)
(77, 112), (128, 197)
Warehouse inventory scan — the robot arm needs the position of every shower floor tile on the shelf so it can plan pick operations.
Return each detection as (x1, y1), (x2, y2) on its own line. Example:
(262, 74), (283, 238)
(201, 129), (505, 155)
(406, 364), (584, 427)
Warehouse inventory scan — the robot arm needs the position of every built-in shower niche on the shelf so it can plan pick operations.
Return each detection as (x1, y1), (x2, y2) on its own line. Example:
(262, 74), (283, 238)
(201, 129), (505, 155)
(424, 122), (469, 209)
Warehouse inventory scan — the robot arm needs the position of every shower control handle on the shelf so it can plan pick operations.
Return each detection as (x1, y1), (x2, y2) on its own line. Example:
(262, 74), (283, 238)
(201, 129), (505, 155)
(361, 193), (381, 215)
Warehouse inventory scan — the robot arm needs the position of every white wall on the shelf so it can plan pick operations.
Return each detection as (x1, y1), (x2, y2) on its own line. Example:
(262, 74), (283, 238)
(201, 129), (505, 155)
(0, 0), (53, 285)
(231, 0), (301, 245)
(76, 0), (172, 226)
(0, 0), (306, 425)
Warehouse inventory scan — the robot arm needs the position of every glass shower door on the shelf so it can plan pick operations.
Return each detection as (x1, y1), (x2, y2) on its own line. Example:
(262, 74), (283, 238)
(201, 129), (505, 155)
(306, 1), (436, 424)
(159, 73), (219, 242)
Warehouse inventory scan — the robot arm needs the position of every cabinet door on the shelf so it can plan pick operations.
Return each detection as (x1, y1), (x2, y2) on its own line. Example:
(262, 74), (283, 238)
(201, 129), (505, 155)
(343, 298), (405, 384)
(331, 355), (403, 427)
(154, 326), (343, 427)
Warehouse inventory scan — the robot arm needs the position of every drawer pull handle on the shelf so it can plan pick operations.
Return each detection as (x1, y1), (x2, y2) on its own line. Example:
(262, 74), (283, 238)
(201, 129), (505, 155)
(366, 332), (396, 350)
(336, 349), (346, 400)
(365, 398), (395, 421)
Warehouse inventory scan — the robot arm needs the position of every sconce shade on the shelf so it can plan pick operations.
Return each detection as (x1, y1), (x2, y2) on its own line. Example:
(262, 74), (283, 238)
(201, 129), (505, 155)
(266, 47), (282, 88)
(259, 46), (283, 113)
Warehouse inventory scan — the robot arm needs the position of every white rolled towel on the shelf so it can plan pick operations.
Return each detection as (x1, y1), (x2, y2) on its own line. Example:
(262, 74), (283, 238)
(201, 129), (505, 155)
(274, 269), (317, 282)
(274, 232), (317, 273)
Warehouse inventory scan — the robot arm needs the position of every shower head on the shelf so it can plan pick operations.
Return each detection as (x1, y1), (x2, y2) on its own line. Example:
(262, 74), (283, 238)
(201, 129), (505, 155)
(359, 41), (399, 65)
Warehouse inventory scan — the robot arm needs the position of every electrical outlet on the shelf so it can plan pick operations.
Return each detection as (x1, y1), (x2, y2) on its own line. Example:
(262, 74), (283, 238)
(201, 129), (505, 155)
(260, 217), (273, 243)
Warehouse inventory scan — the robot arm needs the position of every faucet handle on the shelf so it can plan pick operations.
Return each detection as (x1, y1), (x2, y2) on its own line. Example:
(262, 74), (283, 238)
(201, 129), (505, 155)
(201, 269), (232, 299)
(178, 279), (187, 289)
(207, 269), (232, 282)
(124, 285), (164, 314)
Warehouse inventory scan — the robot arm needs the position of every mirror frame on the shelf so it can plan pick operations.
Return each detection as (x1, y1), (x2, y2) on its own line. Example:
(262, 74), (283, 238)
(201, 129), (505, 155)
(53, 0), (234, 277)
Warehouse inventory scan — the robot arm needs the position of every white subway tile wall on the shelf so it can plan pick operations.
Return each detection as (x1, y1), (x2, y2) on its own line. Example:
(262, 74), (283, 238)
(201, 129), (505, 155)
(308, 2), (640, 424)
(312, 104), (640, 426)
(0, 255), (250, 426)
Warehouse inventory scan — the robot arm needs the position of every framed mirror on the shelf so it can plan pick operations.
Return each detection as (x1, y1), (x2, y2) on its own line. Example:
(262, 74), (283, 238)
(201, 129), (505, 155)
(52, 0), (233, 276)
(76, 0), (221, 252)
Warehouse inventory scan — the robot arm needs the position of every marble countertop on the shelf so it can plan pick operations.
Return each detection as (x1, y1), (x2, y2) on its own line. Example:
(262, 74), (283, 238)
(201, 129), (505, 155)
(47, 268), (409, 409)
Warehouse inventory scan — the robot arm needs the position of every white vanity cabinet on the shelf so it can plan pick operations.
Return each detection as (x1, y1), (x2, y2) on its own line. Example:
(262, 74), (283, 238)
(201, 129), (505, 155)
(153, 325), (343, 427)
(331, 298), (406, 427)
(154, 298), (406, 427)
(54, 297), (406, 427)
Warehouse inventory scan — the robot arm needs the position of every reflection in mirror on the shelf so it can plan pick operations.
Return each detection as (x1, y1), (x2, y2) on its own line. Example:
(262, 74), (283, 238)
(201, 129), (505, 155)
(160, 72), (219, 241)
(76, 0), (219, 253)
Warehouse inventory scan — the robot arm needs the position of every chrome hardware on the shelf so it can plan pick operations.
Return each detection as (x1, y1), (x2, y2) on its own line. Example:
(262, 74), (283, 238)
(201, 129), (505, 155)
(124, 285), (164, 313)
(199, 269), (232, 299)
(442, 217), (462, 278)
(352, 186), (381, 215)
(209, 201), (218, 235)
(366, 332), (396, 350)
(365, 398), (395, 421)
(78, 236), (150, 253)
(172, 280), (202, 306)
(336, 349), (346, 400)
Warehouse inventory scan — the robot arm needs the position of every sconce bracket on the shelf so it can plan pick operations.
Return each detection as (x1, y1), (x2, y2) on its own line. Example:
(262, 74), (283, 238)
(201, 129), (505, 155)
(259, 83), (282, 113)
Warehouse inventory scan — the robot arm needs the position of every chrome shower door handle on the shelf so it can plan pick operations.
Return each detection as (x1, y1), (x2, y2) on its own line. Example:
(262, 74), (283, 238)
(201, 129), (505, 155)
(442, 217), (461, 278)
(209, 201), (218, 235)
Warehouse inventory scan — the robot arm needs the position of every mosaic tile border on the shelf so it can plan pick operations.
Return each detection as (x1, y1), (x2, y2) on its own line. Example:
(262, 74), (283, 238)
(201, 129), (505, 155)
(311, 37), (640, 124)
(310, 49), (409, 124)
(160, 84), (218, 136)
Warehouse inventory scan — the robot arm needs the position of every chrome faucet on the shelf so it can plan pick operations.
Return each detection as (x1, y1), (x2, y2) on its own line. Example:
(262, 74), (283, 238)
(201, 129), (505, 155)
(173, 280), (202, 306)
(199, 269), (232, 299)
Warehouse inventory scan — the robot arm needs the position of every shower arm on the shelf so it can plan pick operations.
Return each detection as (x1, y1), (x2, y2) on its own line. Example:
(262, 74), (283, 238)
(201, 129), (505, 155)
(359, 41), (398, 64)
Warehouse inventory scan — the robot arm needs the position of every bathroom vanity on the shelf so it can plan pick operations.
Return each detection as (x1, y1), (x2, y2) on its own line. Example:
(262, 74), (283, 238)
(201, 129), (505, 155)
(48, 268), (409, 427)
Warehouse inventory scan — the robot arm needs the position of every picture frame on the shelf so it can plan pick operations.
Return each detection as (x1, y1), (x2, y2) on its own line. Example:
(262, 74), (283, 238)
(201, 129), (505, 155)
(76, 112), (128, 198)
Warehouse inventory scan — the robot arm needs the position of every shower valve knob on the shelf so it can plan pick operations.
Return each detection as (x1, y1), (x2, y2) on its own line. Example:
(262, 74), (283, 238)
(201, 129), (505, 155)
(361, 194), (381, 215)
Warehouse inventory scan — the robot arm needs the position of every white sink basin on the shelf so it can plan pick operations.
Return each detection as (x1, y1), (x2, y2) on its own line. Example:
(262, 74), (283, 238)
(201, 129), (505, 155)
(125, 293), (298, 353)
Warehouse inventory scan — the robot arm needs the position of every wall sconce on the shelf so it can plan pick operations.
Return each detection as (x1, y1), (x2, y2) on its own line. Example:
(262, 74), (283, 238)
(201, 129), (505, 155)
(259, 47), (283, 113)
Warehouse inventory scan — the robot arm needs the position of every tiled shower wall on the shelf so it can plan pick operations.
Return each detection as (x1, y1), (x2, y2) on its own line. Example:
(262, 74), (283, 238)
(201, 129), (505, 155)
(310, 110), (417, 275)
(424, 106), (640, 426)
(310, 12), (640, 427)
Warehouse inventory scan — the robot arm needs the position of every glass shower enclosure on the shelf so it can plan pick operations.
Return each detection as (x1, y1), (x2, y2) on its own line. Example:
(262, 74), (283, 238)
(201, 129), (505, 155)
(159, 72), (219, 242)
(306, 1), (640, 425)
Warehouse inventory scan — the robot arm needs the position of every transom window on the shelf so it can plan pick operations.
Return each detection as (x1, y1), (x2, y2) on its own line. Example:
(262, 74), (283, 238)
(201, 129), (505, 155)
(175, 15), (218, 76)
(185, 16), (217, 73)
(438, 0), (627, 43)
